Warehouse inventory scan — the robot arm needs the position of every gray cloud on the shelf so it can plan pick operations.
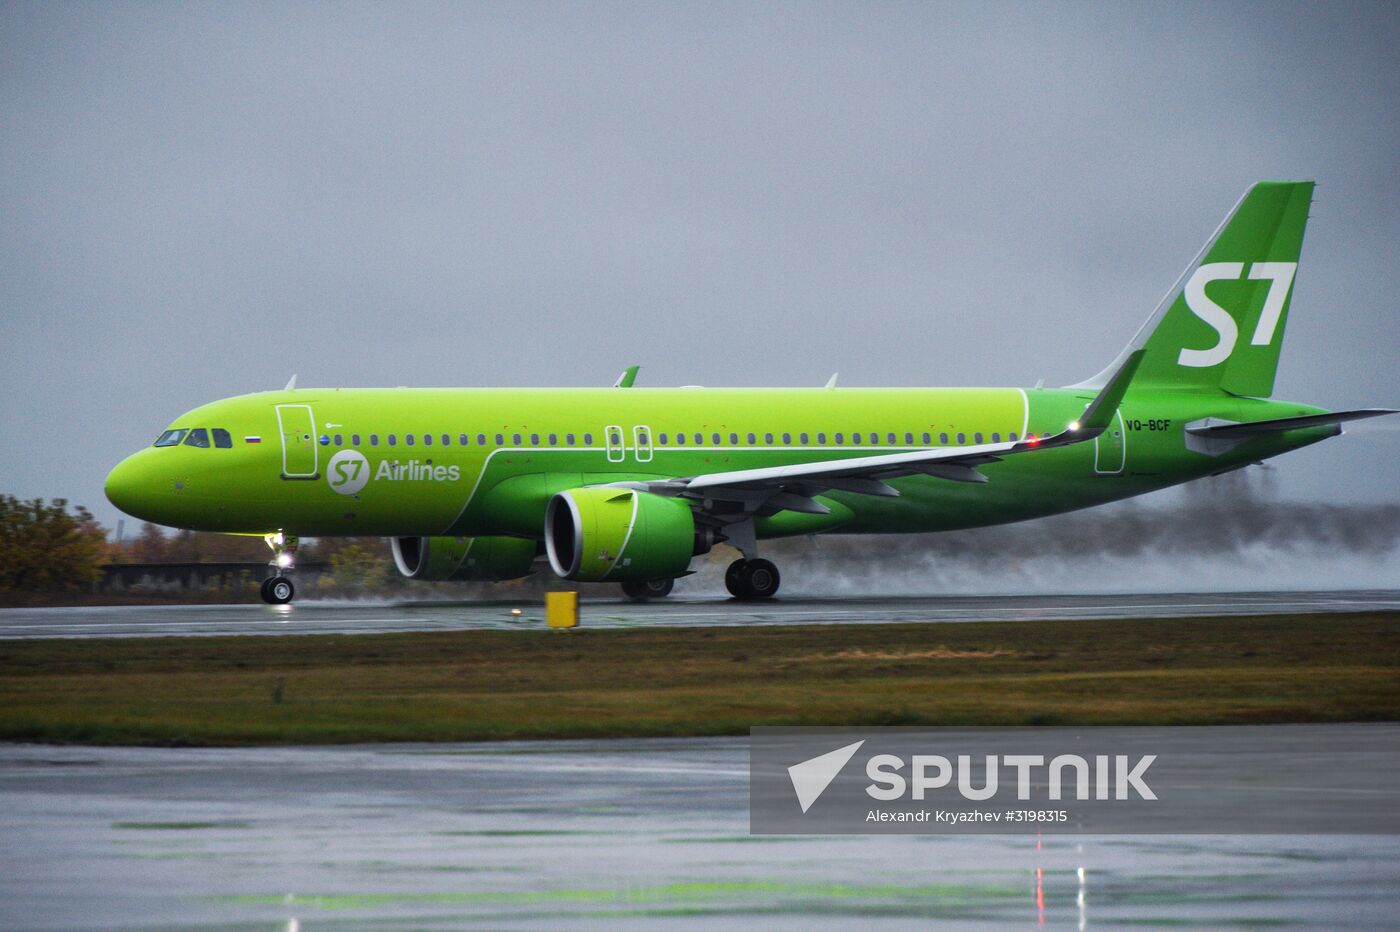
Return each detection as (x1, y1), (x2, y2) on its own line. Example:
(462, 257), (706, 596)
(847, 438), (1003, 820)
(2, 1), (1397, 538)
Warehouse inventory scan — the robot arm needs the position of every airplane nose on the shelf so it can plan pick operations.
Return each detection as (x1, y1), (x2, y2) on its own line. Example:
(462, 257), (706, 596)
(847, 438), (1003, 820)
(105, 454), (150, 519)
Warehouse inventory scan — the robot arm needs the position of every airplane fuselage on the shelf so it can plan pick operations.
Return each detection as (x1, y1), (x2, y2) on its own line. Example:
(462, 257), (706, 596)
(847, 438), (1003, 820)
(104, 385), (1333, 541)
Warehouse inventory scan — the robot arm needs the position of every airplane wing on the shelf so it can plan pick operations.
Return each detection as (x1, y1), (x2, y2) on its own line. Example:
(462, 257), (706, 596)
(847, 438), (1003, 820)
(608, 351), (1145, 518)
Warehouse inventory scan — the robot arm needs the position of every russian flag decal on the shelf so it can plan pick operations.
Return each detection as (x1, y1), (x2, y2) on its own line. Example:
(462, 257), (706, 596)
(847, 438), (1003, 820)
(245, 436), (262, 444)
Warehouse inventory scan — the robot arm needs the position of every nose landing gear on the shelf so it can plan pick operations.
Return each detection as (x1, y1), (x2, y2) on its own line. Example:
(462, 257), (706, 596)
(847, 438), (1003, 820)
(260, 532), (299, 605)
(725, 558), (780, 600)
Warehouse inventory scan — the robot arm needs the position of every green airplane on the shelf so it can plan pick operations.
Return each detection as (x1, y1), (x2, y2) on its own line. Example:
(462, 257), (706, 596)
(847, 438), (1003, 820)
(105, 181), (1393, 604)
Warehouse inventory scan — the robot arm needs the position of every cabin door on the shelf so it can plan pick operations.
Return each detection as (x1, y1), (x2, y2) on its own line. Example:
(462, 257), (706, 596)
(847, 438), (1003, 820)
(276, 404), (319, 478)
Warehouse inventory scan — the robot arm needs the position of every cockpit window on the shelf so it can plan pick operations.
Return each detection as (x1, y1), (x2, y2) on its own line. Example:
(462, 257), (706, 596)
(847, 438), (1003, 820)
(154, 429), (187, 447)
(183, 428), (210, 448)
(212, 428), (232, 448)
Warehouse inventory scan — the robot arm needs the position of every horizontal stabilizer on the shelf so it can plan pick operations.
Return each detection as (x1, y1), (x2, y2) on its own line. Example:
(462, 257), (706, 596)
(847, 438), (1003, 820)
(1187, 409), (1397, 438)
(1184, 409), (1396, 456)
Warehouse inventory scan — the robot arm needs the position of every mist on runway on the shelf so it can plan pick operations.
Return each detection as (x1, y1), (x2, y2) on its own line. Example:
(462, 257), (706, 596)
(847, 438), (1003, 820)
(747, 472), (1400, 597)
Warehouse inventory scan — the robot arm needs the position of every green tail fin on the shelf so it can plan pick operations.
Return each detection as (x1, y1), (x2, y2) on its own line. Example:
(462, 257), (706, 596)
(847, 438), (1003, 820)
(1075, 181), (1314, 398)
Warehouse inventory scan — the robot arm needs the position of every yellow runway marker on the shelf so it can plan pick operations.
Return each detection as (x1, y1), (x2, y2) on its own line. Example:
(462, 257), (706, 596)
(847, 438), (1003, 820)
(546, 591), (579, 628)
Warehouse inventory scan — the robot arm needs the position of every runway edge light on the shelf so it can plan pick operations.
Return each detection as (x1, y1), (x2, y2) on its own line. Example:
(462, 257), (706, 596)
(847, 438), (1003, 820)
(546, 591), (579, 628)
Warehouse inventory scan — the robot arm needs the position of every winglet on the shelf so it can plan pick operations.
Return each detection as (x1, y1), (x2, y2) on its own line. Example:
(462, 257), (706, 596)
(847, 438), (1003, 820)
(1076, 349), (1144, 434)
(1017, 349), (1143, 452)
(614, 365), (640, 388)
(824, 372), (838, 389)
(284, 374), (298, 391)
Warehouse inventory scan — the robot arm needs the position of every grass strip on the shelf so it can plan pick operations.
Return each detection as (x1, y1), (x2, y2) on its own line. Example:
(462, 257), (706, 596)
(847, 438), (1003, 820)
(0, 612), (1396, 745)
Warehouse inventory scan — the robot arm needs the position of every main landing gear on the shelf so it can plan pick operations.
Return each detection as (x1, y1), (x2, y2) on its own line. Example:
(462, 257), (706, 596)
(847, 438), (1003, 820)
(260, 532), (299, 605)
(725, 558), (780, 600)
(621, 578), (675, 601)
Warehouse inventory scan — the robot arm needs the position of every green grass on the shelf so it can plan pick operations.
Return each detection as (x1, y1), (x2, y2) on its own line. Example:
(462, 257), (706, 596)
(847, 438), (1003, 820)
(0, 612), (1396, 745)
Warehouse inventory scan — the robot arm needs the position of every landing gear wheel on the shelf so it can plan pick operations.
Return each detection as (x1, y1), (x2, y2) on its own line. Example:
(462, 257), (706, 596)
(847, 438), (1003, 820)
(740, 559), (780, 599)
(726, 559), (780, 600)
(724, 560), (748, 598)
(261, 576), (295, 604)
(621, 578), (674, 601)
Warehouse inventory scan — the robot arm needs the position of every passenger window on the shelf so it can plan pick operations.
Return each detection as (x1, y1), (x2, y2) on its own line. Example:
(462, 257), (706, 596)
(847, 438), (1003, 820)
(974, 432), (984, 444)
(834, 433), (844, 445)
(318, 434), (330, 446)
(530, 433), (539, 446)
(154, 429), (187, 447)
(477, 433), (487, 446)
(712, 432), (721, 445)
(888, 432), (897, 445)
(512, 433), (522, 445)
(991, 432), (1000, 443)
(659, 433), (668, 445)
(799, 432), (808, 444)
(782, 432), (791, 445)
(566, 433), (575, 446)
(459, 434), (468, 446)
(676, 433), (686, 446)
(495, 433), (504, 445)
(1009, 432), (1018, 442)
(729, 432), (738, 445)
(212, 428), (233, 449)
(904, 432), (913, 445)
(406, 434), (416, 446)
(922, 432), (931, 444)
(637, 431), (647, 446)
(853, 433), (862, 444)
(764, 432), (774, 444)
(939, 433), (948, 444)
(442, 434), (451, 446)
(747, 433), (756, 444)
(694, 433), (703, 445)
(956, 433), (965, 444)
(184, 428), (211, 448)
(583, 433), (594, 445)
(370, 434), (379, 447)
(816, 432), (826, 444)
(548, 433), (557, 446)
(333, 433), (343, 446)
(388, 434), (398, 446)
(423, 434), (432, 446)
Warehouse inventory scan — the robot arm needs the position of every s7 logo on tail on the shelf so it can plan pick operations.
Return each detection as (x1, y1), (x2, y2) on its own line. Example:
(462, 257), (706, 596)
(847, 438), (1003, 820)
(1178, 261), (1297, 368)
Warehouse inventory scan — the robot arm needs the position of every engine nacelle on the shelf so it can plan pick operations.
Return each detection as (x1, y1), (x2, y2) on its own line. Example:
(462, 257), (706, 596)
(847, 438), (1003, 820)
(391, 535), (538, 582)
(545, 488), (703, 582)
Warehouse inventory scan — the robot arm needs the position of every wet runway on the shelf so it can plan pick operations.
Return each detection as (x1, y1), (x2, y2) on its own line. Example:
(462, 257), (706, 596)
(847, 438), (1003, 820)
(2, 589), (1398, 639)
(2, 730), (1397, 929)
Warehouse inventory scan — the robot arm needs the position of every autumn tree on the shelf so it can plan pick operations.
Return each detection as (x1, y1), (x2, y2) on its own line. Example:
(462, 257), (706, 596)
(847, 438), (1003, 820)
(126, 522), (169, 562)
(0, 496), (109, 592)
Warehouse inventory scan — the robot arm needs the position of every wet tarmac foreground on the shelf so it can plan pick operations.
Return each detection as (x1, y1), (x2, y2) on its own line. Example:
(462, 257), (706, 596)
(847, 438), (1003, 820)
(3, 589), (1399, 639)
(2, 734), (1398, 929)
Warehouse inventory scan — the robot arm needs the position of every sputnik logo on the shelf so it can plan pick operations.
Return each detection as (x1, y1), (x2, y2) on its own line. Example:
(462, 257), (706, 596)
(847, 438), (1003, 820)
(787, 740), (865, 813)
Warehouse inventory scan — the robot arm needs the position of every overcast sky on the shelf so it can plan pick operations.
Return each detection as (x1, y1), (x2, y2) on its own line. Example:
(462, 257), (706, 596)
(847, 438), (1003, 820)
(2, 1), (1397, 534)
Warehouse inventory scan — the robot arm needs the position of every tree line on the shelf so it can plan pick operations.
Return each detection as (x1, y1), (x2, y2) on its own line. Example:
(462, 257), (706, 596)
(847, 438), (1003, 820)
(0, 494), (398, 595)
